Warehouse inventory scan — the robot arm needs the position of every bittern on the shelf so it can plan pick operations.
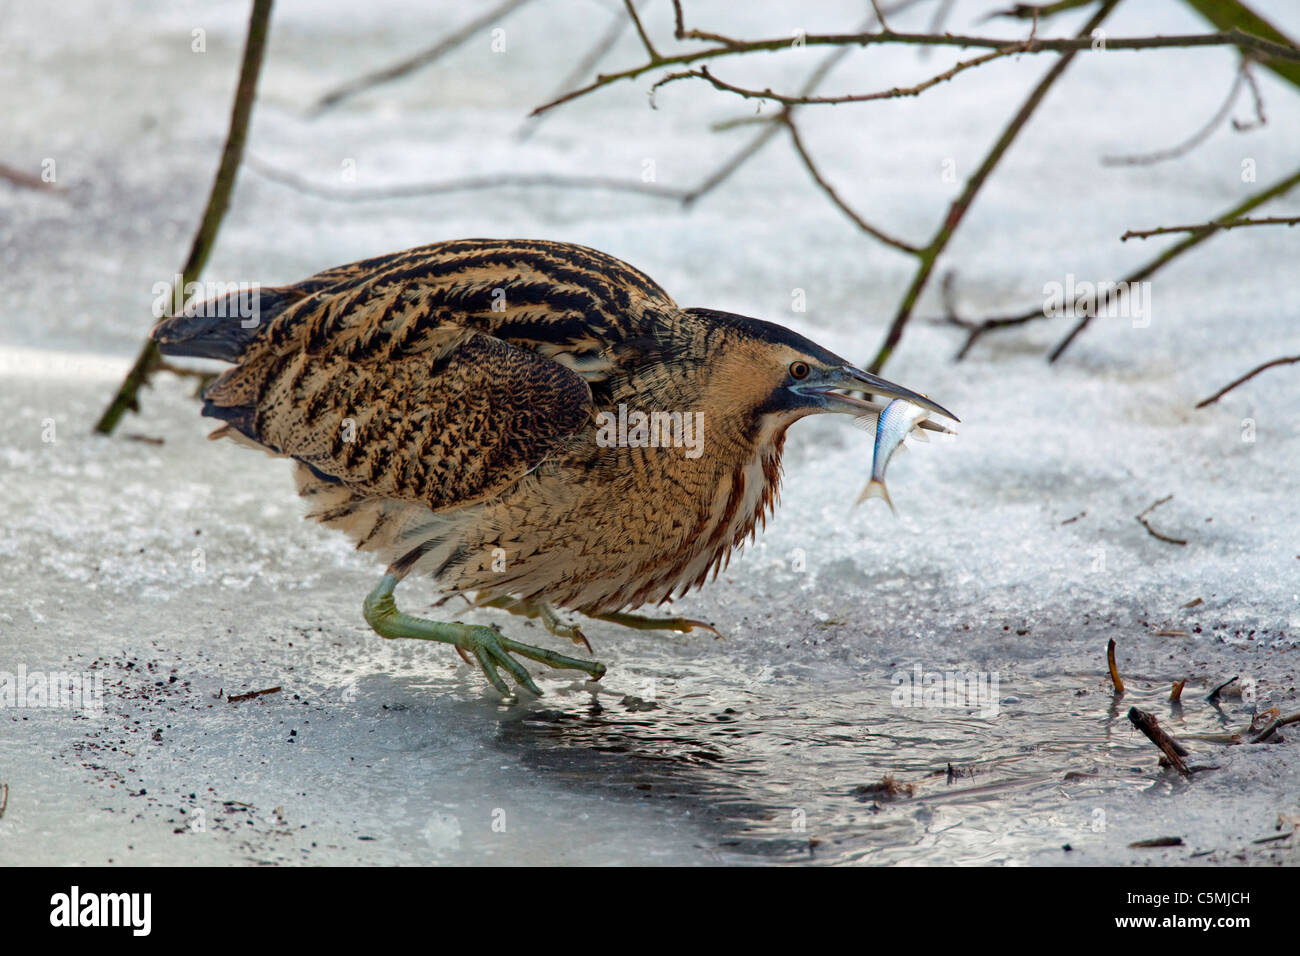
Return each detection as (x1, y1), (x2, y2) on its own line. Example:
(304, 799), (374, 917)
(153, 239), (956, 701)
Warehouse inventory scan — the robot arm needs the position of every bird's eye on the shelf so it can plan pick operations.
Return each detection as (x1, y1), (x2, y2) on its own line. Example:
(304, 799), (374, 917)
(788, 361), (811, 380)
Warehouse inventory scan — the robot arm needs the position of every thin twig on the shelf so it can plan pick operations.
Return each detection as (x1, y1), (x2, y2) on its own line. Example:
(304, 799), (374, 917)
(623, 0), (661, 62)
(783, 116), (922, 254)
(517, 10), (630, 142)
(227, 686), (282, 704)
(246, 154), (689, 201)
(1195, 354), (1300, 408)
(1051, 172), (1300, 360)
(678, 5), (901, 206)
(0, 783), (7, 819)
(1123, 215), (1300, 241)
(870, 0), (893, 33)
(1234, 60), (1267, 130)
(653, 42), (1020, 107)
(952, 165), (1300, 362)
(1135, 495), (1187, 546)
(1101, 58), (1259, 167)
(986, 0), (1094, 20)
(94, 0), (273, 436)
(868, 0), (1118, 373)
(531, 25), (1300, 116)
(310, 0), (534, 115)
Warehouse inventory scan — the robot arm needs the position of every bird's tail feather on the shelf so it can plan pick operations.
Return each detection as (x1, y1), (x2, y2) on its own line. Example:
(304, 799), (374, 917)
(150, 285), (305, 362)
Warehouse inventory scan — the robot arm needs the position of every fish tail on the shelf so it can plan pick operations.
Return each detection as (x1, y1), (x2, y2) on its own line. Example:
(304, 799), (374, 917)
(857, 479), (896, 514)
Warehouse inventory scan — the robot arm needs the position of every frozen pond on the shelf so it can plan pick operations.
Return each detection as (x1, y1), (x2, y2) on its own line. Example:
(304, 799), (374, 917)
(2, 0), (1298, 865)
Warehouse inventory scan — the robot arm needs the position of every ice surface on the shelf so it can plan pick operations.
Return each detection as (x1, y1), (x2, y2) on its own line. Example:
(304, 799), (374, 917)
(2, 1), (1298, 865)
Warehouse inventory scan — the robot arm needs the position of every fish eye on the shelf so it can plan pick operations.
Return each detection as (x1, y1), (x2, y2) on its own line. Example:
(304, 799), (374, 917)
(788, 361), (810, 380)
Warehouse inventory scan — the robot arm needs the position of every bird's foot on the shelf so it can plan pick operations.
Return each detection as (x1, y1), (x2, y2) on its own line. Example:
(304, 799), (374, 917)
(588, 610), (721, 637)
(471, 594), (592, 651)
(461, 625), (605, 701)
(366, 575), (604, 701)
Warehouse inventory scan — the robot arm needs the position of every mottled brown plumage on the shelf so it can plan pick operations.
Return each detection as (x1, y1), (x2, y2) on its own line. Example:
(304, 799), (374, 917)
(153, 238), (954, 696)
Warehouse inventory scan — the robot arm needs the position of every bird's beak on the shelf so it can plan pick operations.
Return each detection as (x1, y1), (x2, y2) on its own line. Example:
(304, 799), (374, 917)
(794, 364), (959, 423)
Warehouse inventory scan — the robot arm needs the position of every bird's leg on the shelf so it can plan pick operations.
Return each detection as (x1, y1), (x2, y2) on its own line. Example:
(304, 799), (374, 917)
(364, 574), (605, 701)
(587, 610), (721, 637)
(470, 594), (593, 651)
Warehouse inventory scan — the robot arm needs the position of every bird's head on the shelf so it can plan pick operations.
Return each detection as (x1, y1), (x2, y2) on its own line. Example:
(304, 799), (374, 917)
(685, 309), (958, 434)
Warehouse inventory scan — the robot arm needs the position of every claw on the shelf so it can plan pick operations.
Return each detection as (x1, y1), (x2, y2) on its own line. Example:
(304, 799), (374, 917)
(364, 574), (606, 701)
(569, 625), (593, 654)
(589, 610), (724, 638)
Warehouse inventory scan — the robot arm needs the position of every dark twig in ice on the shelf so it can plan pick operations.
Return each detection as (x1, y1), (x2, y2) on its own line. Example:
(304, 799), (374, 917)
(227, 686), (282, 704)
(1206, 675), (1238, 704)
(1106, 638), (1124, 695)
(1128, 835), (1184, 848)
(1128, 707), (1190, 776)
(1135, 495), (1187, 546)
(1251, 711), (1300, 744)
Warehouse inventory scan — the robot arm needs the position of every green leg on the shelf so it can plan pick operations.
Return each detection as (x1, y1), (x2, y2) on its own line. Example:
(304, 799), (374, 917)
(364, 574), (605, 701)
(588, 609), (721, 637)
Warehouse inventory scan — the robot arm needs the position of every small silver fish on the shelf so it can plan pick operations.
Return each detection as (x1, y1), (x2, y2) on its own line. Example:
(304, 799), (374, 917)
(857, 399), (931, 513)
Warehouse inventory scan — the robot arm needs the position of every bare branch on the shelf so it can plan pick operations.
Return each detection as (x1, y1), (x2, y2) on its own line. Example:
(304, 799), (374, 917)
(868, 0), (1119, 373)
(652, 43), (1018, 107)
(1121, 215), (1300, 240)
(1101, 58), (1260, 167)
(517, 10), (630, 142)
(783, 116), (923, 255)
(1195, 355), (1300, 409)
(870, 0), (893, 33)
(678, 3), (928, 206)
(946, 166), (1300, 362)
(623, 0), (661, 62)
(531, 25), (1300, 117)
(1050, 165), (1300, 361)
(1233, 60), (1267, 130)
(310, 0), (534, 116)
(95, 0), (274, 435)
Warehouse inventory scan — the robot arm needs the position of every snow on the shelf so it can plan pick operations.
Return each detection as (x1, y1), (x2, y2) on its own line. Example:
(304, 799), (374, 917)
(2, 0), (1298, 865)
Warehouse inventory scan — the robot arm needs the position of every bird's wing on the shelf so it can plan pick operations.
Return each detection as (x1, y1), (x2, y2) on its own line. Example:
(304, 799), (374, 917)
(202, 329), (593, 513)
(195, 239), (679, 509)
(255, 238), (677, 371)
